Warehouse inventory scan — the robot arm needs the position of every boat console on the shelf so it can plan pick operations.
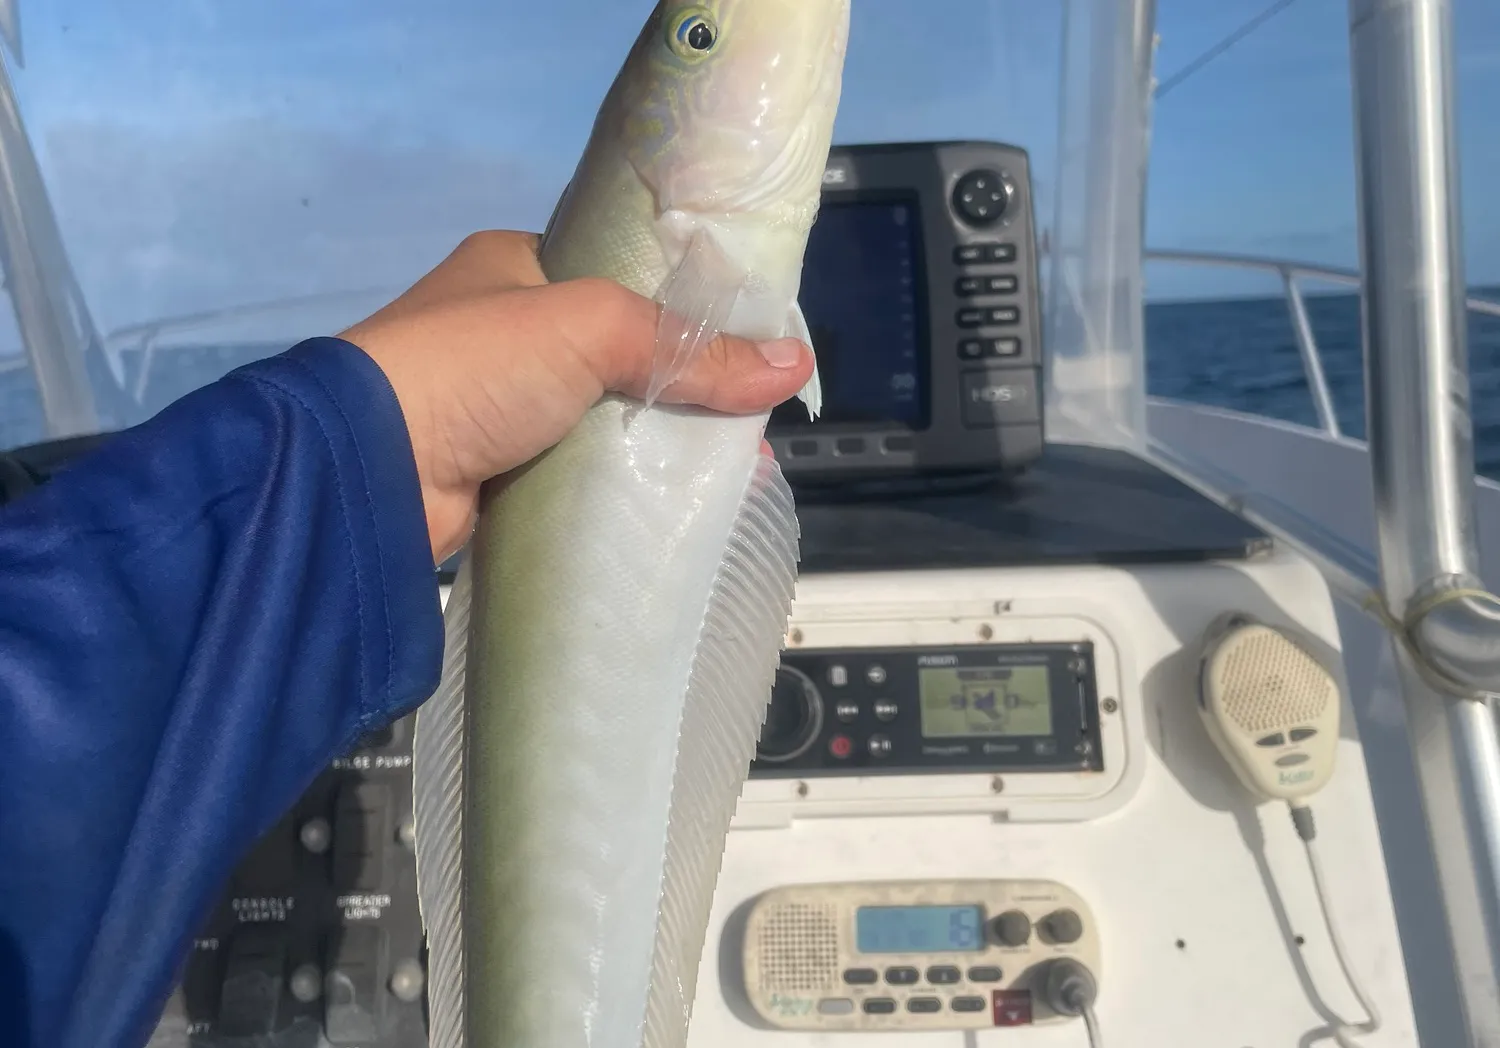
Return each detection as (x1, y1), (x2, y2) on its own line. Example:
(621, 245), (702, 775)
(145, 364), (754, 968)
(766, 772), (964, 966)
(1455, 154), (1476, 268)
(0, 139), (1414, 1048)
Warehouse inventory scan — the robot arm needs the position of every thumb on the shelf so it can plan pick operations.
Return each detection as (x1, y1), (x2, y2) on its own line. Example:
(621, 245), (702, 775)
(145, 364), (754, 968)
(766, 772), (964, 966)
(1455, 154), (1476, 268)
(546, 277), (817, 415)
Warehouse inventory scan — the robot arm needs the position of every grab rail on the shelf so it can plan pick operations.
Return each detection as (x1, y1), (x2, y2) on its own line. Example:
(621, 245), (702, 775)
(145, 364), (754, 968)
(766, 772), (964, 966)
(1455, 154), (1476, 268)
(1144, 247), (1500, 439)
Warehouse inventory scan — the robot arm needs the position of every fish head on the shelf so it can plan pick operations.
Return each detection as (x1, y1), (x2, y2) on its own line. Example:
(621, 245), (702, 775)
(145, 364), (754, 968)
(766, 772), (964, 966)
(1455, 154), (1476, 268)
(607, 0), (852, 220)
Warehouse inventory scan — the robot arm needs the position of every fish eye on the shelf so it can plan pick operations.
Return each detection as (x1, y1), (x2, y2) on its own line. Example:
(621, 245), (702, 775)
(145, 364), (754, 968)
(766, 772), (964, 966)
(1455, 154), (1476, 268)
(669, 10), (718, 57)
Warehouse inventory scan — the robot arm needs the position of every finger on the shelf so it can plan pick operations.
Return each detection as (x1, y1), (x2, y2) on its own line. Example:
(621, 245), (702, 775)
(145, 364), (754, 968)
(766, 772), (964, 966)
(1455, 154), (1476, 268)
(535, 278), (816, 415)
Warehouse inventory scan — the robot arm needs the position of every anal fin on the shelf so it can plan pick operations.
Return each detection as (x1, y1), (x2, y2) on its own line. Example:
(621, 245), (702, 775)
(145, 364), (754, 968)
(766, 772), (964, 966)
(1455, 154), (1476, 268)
(412, 553), (472, 1048)
(641, 447), (802, 1046)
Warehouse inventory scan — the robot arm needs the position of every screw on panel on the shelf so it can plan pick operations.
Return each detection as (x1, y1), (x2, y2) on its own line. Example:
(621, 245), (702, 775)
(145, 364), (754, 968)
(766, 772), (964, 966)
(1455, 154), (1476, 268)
(991, 776), (1005, 794)
(789, 628), (804, 646)
(1102, 698), (1118, 714)
(796, 781), (809, 798)
(979, 624), (994, 641)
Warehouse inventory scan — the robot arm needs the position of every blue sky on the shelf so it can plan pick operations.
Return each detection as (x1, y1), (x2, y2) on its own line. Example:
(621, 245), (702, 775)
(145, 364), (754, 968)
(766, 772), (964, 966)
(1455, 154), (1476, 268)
(1, 0), (1497, 336)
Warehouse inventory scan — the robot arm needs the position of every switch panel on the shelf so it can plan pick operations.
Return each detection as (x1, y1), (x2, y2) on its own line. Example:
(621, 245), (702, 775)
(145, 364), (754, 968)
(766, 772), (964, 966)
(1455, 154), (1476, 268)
(153, 714), (427, 1047)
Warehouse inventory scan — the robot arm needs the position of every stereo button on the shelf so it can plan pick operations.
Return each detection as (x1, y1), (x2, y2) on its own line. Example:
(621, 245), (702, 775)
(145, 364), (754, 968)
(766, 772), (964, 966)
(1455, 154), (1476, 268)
(885, 966), (920, 985)
(866, 664), (887, 685)
(873, 700), (898, 721)
(868, 735), (893, 758)
(843, 968), (878, 985)
(952, 996), (988, 1013)
(968, 965), (1003, 982)
(863, 998), (898, 1015)
(926, 965), (961, 985)
(829, 735), (853, 759)
(835, 701), (859, 723)
(907, 997), (942, 1013)
(827, 665), (848, 687)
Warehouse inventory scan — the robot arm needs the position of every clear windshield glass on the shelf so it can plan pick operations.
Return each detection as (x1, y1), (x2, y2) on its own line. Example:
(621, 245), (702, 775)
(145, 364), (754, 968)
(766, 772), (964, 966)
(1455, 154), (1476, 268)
(0, 0), (1066, 452)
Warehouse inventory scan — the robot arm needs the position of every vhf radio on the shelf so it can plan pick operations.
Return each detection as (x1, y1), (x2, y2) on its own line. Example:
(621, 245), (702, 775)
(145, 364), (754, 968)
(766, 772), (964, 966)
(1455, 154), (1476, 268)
(767, 140), (1046, 478)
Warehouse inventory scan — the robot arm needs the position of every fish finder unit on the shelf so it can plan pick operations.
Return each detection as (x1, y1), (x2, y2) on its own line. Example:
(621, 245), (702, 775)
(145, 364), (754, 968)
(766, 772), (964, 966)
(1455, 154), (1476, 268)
(767, 140), (1046, 479)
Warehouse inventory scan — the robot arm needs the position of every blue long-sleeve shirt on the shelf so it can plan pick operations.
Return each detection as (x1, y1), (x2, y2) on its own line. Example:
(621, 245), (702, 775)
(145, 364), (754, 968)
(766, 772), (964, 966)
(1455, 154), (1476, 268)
(0, 337), (446, 1047)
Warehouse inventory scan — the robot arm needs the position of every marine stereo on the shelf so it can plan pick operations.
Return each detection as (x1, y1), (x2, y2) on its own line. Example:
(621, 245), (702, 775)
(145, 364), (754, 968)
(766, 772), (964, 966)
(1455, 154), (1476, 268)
(767, 140), (1046, 478)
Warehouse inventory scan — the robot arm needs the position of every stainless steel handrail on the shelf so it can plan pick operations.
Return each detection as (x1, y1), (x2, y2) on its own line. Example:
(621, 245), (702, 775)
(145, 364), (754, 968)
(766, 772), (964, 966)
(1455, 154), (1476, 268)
(1144, 247), (1500, 439)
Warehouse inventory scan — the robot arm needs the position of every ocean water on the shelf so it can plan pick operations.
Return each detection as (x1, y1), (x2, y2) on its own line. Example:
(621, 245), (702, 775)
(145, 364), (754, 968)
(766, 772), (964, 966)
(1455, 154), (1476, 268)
(4, 289), (1500, 476)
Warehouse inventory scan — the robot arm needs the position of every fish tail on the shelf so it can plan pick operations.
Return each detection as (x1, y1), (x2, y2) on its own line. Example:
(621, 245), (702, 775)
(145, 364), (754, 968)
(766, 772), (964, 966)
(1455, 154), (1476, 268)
(413, 553), (472, 1048)
(642, 445), (801, 1047)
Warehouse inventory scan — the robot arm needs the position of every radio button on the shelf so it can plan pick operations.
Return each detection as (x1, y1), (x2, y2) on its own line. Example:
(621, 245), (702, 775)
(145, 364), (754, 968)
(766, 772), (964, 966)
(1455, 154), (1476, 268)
(866, 664), (887, 685)
(907, 997), (942, 1013)
(968, 965), (1004, 983)
(1256, 732), (1285, 747)
(788, 439), (819, 457)
(868, 735), (893, 758)
(959, 339), (984, 360)
(952, 996), (988, 1013)
(835, 701), (859, 723)
(985, 243), (1018, 263)
(1290, 727), (1318, 742)
(835, 437), (866, 455)
(955, 276), (984, 296)
(843, 968), (878, 985)
(961, 371), (1039, 428)
(882, 435), (915, 453)
(884, 966), (920, 985)
(862, 998), (898, 1015)
(957, 308), (987, 328)
(1039, 908), (1084, 945)
(829, 735), (853, 759)
(954, 245), (985, 265)
(873, 700), (898, 721)
(827, 665), (848, 687)
(986, 307), (1020, 325)
(926, 965), (961, 985)
(987, 275), (1019, 293)
(818, 998), (855, 1015)
(990, 910), (1032, 947)
(985, 338), (1021, 358)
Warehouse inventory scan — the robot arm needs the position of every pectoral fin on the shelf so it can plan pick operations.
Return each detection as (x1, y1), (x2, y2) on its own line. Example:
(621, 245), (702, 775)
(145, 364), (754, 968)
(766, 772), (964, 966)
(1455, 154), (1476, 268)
(784, 300), (823, 420)
(646, 226), (747, 409)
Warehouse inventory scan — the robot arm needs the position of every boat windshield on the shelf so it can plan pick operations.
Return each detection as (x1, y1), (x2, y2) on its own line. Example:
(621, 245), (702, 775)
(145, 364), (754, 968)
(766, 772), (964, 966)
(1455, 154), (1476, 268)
(0, 1), (1067, 453)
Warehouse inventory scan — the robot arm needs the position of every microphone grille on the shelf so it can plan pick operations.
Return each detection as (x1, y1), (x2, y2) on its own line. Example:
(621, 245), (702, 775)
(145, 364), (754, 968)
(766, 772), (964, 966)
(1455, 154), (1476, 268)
(1208, 623), (1335, 734)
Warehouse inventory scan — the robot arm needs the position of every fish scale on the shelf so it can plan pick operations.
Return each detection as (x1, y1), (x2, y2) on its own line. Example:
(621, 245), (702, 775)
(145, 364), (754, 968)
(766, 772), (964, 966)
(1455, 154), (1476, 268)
(411, 2), (851, 1047)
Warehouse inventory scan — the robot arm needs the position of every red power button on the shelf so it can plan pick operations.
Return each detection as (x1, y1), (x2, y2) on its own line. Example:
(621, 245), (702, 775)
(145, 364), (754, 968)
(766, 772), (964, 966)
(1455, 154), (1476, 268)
(829, 735), (853, 759)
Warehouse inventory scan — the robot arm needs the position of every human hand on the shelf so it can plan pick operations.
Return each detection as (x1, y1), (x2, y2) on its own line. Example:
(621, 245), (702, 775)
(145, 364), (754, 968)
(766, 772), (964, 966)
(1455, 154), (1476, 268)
(338, 230), (814, 563)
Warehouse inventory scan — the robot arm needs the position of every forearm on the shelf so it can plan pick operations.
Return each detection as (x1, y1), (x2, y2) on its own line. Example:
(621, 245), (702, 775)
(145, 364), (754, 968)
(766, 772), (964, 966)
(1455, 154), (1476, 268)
(0, 337), (444, 1047)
